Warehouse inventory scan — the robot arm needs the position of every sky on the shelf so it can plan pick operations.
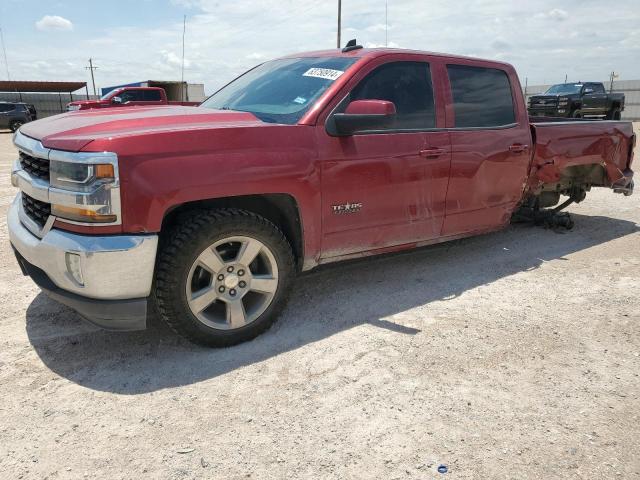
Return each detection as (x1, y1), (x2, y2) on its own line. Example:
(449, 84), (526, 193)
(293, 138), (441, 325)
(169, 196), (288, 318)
(0, 0), (639, 95)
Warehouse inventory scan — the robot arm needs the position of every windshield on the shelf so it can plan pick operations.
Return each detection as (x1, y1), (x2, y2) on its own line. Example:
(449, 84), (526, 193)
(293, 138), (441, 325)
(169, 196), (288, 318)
(201, 57), (358, 124)
(100, 89), (121, 100)
(544, 84), (583, 95)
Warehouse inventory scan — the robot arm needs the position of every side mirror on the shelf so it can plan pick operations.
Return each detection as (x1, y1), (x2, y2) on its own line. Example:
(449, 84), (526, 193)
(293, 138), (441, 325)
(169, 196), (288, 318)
(583, 88), (594, 94)
(111, 96), (123, 104)
(331, 100), (397, 136)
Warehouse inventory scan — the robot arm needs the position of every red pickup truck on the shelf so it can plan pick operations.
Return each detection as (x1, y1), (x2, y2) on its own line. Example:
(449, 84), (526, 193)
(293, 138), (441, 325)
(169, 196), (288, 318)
(9, 45), (635, 347)
(66, 86), (199, 111)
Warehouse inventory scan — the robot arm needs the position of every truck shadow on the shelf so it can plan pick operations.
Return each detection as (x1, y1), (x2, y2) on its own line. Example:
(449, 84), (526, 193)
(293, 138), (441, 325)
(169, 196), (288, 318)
(25, 213), (639, 394)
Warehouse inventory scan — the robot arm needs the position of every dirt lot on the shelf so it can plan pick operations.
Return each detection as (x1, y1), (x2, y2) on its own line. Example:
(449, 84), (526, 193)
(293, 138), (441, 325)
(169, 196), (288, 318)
(0, 126), (639, 480)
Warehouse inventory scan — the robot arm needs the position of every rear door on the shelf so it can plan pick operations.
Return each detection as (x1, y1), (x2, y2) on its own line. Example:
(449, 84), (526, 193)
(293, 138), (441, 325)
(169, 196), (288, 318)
(318, 57), (451, 258)
(581, 83), (607, 115)
(442, 62), (532, 236)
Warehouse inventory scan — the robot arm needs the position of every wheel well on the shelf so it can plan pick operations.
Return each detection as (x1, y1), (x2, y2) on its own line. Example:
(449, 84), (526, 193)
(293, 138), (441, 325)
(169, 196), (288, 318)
(160, 194), (304, 269)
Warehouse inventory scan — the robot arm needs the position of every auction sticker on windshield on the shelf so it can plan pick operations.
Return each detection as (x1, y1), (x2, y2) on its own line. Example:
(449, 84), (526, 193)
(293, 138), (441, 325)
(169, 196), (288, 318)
(303, 68), (345, 81)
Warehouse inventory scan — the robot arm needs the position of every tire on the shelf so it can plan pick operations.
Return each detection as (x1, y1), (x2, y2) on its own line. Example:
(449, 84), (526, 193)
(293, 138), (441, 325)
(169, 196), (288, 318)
(607, 108), (621, 120)
(154, 208), (295, 347)
(9, 120), (24, 132)
(571, 109), (582, 119)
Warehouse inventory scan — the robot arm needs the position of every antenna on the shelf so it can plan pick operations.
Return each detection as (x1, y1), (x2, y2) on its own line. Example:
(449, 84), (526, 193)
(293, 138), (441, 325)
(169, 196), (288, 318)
(181, 15), (186, 102)
(342, 39), (363, 53)
(0, 27), (10, 81)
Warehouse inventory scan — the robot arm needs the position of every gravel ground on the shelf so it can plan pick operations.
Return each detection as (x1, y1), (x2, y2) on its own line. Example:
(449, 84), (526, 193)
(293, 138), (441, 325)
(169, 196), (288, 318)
(0, 125), (639, 480)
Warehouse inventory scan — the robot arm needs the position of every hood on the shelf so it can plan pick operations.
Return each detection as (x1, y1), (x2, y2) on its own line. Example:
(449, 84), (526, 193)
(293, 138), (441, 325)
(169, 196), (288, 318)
(19, 106), (265, 151)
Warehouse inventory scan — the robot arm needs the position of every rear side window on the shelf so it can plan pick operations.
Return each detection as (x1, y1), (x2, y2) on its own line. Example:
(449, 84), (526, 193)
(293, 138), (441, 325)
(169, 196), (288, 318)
(350, 61), (435, 129)
(447, 65), (515, 128)
(0, 104), (15, 112)
(588, 83), (605, 94)
(144, 90), (162, 101)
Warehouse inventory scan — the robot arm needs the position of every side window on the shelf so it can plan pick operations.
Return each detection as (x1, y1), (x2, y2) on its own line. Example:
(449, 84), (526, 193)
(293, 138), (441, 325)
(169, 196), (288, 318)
(120, 90), (145, 102)
(0, 104), (15, 112)
(447, 65), (515, 128)
(118, 91), (135, 103)
(144, 90), (162, 101)
(349, 61), (435, 129)
(592, 84), (605, 94)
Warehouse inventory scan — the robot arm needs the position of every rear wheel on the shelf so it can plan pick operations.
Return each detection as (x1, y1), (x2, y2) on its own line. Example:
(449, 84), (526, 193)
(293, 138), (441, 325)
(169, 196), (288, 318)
(9, 120), (24, 132)
(155, 209), (295, 347)
(607, 108), (621, 120)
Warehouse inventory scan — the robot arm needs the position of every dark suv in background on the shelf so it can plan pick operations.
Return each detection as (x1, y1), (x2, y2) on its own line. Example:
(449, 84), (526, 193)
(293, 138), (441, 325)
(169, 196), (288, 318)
(527, 82), (625, 119)
(0, 102), (36, 132)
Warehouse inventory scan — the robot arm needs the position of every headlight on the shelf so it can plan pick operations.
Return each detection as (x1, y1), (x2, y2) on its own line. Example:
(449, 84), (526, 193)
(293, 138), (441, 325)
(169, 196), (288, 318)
(50, 161), (114, 192)
(558, 97), (569, 105)
(48, 151), (121, 225)
(67, 105), (80, 111)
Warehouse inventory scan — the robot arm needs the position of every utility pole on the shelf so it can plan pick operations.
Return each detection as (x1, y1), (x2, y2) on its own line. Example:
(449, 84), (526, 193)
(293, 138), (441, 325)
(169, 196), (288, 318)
(337, 0), (341, 48)
(86, 58), (98, 96)
(181, 15), (186, 102)
(0, 27), (10, 80)
(564, 73), (567, 83)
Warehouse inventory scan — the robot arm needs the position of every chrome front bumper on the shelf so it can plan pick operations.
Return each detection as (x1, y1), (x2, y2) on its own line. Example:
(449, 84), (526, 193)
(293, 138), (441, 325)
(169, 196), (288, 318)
(8, 195), (158, 301)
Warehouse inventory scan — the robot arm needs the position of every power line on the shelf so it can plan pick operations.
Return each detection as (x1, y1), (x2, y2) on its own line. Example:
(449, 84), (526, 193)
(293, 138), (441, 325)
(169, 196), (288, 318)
(85, 58), (98, 95)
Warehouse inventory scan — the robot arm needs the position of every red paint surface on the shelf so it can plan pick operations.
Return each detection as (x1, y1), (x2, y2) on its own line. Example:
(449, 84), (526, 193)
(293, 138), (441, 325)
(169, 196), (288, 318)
(19, 48), (635, 269)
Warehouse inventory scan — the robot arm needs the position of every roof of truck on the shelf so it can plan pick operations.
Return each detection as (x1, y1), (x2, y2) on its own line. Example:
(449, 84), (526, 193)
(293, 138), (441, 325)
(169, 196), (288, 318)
(281, 47), (514, 68)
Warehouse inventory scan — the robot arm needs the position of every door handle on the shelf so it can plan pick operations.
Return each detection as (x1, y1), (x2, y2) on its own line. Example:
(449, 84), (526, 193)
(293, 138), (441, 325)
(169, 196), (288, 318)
(419, 148), (446, 158)
(509, 144), (529, 154)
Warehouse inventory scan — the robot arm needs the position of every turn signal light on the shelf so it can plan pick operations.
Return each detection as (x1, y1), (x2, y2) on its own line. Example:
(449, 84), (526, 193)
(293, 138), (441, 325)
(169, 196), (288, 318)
(52, 205), (117, 223)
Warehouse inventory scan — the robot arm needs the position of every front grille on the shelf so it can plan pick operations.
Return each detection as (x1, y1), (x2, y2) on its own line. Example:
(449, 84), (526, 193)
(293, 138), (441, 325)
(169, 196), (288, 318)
(19, 151), (50, 181)
(21, 193), (51, 228)
(531, 99), (557, 108)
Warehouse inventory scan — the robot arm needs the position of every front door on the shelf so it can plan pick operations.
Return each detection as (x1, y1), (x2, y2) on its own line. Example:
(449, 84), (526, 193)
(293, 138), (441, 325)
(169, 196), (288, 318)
(318, 60), (451, 259)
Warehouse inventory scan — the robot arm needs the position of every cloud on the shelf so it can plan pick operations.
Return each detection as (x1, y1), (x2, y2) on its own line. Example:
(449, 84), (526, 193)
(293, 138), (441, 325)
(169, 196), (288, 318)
(6, 0), (640, 92)
(535, 8), (569, 21)
(35, 15), (73, 32)
(160, 50), (191, 68)
(491, 38), (510, 50)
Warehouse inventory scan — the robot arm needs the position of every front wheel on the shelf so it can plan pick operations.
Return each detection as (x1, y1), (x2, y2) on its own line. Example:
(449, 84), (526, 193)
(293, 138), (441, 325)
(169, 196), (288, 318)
(154, 209), (295, 347)
(571, 109), (583, 119)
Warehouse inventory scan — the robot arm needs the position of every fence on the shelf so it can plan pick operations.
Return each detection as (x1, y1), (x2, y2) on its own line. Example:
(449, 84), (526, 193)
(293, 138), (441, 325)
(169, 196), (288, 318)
(523, 79), (640, 120)
(0, 92), (99, 118)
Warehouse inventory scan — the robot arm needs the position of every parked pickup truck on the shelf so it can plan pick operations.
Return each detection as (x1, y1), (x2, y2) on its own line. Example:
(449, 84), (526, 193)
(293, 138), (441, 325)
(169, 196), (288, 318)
(9, 45), (635, 346)
(528, 82), (625, 119)
(66, 86), (200, 111)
